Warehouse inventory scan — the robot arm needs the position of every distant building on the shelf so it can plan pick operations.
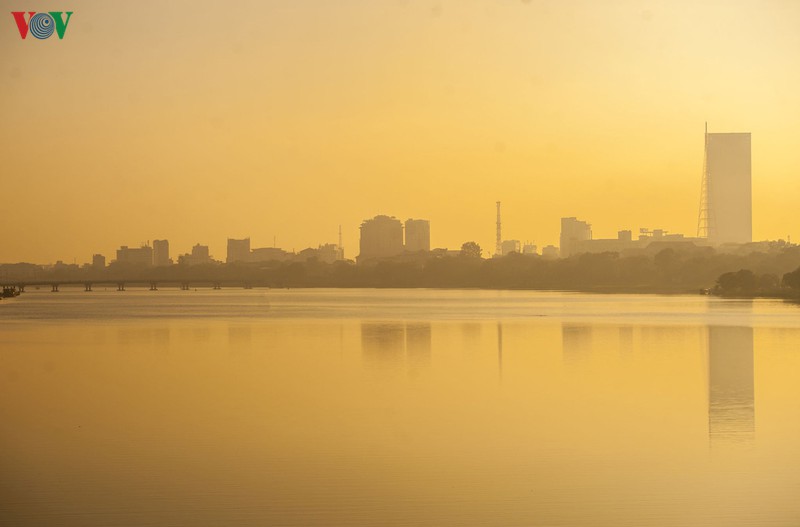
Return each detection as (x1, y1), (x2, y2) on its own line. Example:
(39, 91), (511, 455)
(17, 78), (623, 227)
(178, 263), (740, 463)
(92, 254), (106, 269)
(705, 132), (752, 245)
(292, 244), (342, 264)
(116, 245), (153, 266)
(431, 248), (461, 257)
(569, 227), (711, 256)
(178, 244), (214, 266)
(405, 219), (431, 252)
(560, 217), (592, 257)
(251, 247), (291, 262)
(542, 245), (559, 259)
(522, 243), (537, 255)
(191, 244), (210, 260)
(571, 229), (637, 255)
(153, 239), (170, 266)
(501, 240), (521, 255)
(227, 238), (251, 263)
(358, 215), (404, 263)
(315, 243), (344, 263)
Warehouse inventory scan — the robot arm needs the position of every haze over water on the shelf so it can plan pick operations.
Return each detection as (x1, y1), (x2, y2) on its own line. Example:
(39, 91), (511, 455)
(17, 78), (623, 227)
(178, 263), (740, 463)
(2, 290), (800, 526)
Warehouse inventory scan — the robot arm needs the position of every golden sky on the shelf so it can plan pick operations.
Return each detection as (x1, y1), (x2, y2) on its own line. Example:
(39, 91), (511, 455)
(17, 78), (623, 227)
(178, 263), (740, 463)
(2, 0), (800, 263)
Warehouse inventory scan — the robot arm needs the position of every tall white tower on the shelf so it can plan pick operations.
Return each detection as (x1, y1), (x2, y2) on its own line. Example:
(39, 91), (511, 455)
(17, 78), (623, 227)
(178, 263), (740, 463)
(698, 124), (752, 244)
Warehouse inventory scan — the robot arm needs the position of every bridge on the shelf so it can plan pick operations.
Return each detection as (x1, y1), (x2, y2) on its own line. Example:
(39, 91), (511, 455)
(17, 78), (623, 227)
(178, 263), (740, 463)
(0, 280), (258, 294)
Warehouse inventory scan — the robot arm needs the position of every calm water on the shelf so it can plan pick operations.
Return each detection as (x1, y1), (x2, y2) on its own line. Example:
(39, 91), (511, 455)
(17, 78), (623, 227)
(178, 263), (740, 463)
(1, 289), (799, 526)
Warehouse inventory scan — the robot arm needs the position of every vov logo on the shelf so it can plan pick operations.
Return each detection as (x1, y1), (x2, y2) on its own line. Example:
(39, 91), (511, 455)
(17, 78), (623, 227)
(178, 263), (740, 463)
(11, 11), (73, 40)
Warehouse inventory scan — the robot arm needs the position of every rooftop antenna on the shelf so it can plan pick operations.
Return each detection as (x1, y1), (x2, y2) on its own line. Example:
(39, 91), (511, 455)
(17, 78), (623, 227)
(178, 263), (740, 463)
(496, 201), (502, 256)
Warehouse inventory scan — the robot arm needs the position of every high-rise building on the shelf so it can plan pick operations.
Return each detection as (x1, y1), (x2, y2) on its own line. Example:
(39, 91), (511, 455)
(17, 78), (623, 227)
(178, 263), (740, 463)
(178, 244), (214, 265)
(92, 254), (106, 269)
(542, 245), (559, 259)
(153, 239), (170, 266)
(116, 245), (153, 266)
(227, 238), (251, 263)
(522, 243), (537, 255)
(317, 243), (344, 263)
(559, 217), (592, 257)
(699, 128), (752, 245)
(358, 215), (403, 263)
(191, 244), (210, 260)
(251, 247), (291, 262)
(405, 219), (430, 252)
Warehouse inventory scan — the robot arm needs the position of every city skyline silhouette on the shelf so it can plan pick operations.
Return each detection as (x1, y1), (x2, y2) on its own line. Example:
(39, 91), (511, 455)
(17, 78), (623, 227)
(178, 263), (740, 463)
(4, 2), (800, 264)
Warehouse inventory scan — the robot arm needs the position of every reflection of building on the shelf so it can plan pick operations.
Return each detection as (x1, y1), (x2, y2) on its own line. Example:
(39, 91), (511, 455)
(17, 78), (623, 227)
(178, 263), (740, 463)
(406, 322), (432, 366)
(708, 326), (754, 442)
(405, 219), (431, 252)
(361, 322), (406, 365)
(497, 322), (504, 377)
(358, 215), (404, 263)
(227, 238), (251, 263)
(501, 240), (521, 255)
(705, 132), (752, 245)
(116, 245), (153, 266)
(361, 322), (432, 368)
(560, 217), (592, 257)
(562, 324), (592, 360)
(153, 239), (170, 266)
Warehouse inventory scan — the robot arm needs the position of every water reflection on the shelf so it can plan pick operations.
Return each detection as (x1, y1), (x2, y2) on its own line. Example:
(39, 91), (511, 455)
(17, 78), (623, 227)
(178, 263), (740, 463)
(618, 326), (634, 356)
(497, 322), (503, 378)
(708, 326), (755, 443)
(562, 324), (592, 362)
(5, 290), (800, 526)
(361, 322), (407, 366)
(405, 322), (432, 367)
(117, 327), (170, 349)
(361, 322), (432, 371)
(228, 325), (252, 346)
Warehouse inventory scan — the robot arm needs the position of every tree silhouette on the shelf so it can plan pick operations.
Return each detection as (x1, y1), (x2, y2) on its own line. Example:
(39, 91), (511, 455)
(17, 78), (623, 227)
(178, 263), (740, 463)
(783, 266), (800, 291)
(460, 241), (482, 258)
(716, 269), (757, 295)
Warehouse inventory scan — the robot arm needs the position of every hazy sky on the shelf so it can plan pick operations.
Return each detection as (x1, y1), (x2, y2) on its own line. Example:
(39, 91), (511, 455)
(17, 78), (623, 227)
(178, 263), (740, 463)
(3, 0), (800, 263)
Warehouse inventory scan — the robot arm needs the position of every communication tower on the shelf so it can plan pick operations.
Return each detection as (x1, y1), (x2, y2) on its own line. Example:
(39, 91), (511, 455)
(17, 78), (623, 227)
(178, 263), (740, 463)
(496, 201), (502, 256)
